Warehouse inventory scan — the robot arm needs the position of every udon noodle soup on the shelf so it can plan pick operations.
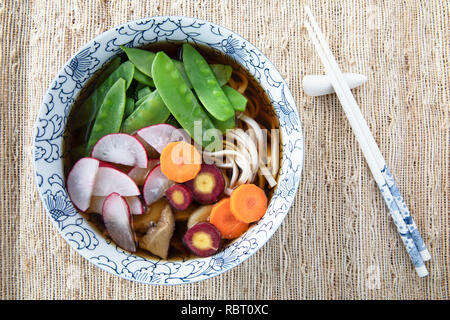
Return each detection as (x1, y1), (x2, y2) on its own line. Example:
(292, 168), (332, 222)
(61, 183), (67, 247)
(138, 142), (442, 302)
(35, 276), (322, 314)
(64, 42), (281, 261)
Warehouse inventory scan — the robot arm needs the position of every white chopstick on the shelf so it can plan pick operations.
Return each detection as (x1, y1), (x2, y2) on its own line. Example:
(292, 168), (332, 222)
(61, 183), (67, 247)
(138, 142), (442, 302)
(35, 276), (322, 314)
(304, 7), (430, 263)
(304, 6), (429, 277)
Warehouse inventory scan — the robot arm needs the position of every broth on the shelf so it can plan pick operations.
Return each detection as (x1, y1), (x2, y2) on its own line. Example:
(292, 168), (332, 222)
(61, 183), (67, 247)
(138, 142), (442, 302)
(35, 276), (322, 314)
(64, 42), (281, 261)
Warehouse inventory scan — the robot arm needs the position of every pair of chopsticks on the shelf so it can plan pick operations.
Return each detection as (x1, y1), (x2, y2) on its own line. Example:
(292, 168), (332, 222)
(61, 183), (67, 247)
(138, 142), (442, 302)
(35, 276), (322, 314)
(304, 6), (431, 277)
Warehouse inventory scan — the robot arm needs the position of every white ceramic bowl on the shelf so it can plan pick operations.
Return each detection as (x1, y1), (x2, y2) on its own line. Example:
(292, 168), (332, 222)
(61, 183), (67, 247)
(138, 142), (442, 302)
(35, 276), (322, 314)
(33, 16), (304, 284)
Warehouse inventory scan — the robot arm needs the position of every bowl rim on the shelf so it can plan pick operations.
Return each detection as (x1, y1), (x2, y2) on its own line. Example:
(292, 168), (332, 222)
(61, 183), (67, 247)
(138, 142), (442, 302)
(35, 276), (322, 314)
(33, 15), (304, 285)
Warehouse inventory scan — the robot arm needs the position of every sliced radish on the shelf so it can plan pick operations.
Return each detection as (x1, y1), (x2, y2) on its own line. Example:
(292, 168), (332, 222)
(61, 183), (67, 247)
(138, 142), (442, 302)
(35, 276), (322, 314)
(125, 196), (145, 215)
(98, 161), (117, 169)
(66, 157), (100, 212)
(134, 134), (159, 158)
(92, 166), (140, 196)
(91, 133), (148, 168)
(127, 158), (160, 186)
(98, 160), (131, 174)
(143, 164), (174, 206)
(87, 195), (144, 215)
(86, 196), (106, 214)
(102, 192), (136, 252)
(136, 124), (190, 154)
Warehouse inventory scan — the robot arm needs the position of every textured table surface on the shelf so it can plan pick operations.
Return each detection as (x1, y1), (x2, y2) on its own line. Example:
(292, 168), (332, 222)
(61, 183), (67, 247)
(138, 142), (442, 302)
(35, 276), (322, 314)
(1, 0), (448, 299)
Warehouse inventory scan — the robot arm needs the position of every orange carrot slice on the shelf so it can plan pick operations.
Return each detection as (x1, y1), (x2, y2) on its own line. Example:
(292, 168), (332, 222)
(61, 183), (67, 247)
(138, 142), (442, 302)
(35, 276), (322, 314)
(210, 198), (248, 239)
(230, 184), (268, 223)
(160, 141), (201, 183)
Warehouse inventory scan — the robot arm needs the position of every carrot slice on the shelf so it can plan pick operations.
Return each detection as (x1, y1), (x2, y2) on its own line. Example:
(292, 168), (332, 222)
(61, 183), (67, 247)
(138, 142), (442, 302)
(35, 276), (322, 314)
(230, 184), (268, 223)
(160, 141), (201, 183)
(209, 198), (248, 239)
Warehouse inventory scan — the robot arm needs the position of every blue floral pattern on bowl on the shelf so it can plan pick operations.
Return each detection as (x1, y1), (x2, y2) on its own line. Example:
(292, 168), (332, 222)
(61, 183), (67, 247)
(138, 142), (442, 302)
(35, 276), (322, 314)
(33, 16), (304, 285)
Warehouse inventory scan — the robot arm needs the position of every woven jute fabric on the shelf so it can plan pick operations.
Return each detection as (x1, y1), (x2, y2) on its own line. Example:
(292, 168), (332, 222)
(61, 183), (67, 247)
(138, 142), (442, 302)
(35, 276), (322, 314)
(1, 0), (448, 300)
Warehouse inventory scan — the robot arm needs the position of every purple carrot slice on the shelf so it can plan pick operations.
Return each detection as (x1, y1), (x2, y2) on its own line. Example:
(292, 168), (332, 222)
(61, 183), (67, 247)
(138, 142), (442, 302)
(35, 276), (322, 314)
(185, 164), (224, 204)
(183, 222), (221, 257)
(165, 184), (193, 210)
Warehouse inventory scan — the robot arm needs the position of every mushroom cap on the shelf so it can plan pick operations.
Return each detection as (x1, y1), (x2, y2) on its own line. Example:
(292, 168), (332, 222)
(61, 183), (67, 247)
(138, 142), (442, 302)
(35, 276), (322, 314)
(140, 203), (175, 259)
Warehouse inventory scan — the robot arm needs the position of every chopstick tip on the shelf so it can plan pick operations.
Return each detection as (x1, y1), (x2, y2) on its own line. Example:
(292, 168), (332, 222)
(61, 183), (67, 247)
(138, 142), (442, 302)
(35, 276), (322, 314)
(416, 265), (429, 278)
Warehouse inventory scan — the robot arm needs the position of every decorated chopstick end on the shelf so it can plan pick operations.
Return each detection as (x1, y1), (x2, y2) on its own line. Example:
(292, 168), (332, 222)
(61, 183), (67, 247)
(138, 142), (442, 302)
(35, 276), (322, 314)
(416, 265), (429, 278)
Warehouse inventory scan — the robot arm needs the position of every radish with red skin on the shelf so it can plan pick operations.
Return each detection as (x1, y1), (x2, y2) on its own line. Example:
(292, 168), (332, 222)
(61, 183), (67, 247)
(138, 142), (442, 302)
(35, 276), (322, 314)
(99, 160), (131, 174)
(165, 184), (193, 210)
(87, 195), (144, 215)
(86, 196), (105, 214)
(92, 166), (140, 197)
(125, 196), (145, 215)
(127, 158), (160, 186)
(98, 161), (117, 169)
(102, 192), (137, 252)
(136, 124), (190, 154)
(91, 133), (148, 168)
(134, 134), (159, 158)
(66, 157), (100, 212)
(185, 164), (225, 204)
(183, 222), (221, 257)
(143, 164), (174, 205)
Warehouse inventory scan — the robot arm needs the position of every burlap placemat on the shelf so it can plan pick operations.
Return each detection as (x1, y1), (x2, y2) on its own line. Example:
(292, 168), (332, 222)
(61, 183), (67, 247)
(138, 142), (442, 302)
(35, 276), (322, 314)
(1, 0), (448, 300)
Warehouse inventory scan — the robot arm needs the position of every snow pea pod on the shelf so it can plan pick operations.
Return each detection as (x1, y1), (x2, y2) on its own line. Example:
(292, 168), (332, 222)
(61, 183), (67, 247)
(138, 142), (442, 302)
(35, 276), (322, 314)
(121, 90), (171, 134)
(211, 114), (236, 134)
(222, 85), (247, 112)
(92, 61), (133, 105)
(152, 51), (219, 148)
(133, 67), (155, 87)
(134, 82), (146, 98)
(210, 64), (232, 86)
(124, 97), (135, 118)
(70, 61), (134, 130)
(173, 60), (192, 87)
(120, 46), (155, 77)
(87, 78), (126, 152)
(173, 60), (231, 88)
(135, 93), (151, 109)
(95, 56), (121, 87)
(182, 44), (235, 121)
(137, 86), (152, 100)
